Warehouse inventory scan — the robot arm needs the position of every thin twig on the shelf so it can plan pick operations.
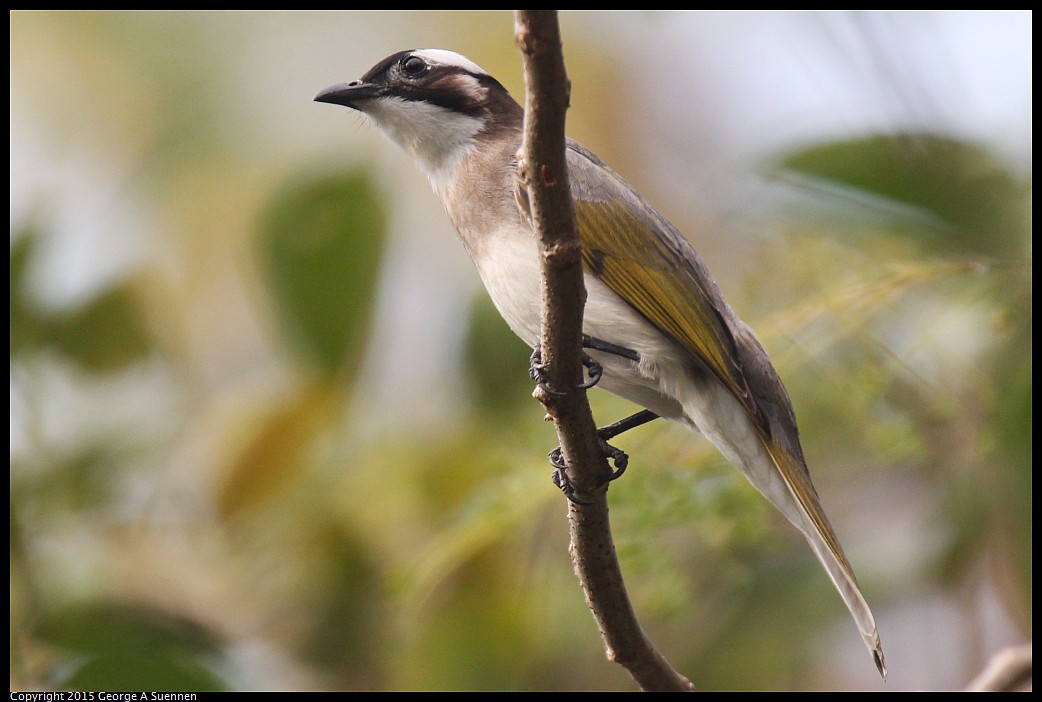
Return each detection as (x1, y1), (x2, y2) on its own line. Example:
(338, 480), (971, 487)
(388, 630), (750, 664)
(513, 10), (694, 692)
(965, 642), (1032, 692)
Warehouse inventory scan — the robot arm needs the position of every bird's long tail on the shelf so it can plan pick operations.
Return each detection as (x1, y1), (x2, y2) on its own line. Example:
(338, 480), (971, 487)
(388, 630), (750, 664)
(764, 436), (886, 679)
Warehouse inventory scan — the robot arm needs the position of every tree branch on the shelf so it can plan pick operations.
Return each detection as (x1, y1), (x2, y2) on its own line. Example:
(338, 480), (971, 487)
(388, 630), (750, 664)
(965, 642), (1032, 692)
(513, 10), (694, 692)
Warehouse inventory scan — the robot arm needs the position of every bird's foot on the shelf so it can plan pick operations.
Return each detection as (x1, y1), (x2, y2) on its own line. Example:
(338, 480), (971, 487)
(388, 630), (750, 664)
(529, 347), (605, 395)
(547, 435), (629, 504)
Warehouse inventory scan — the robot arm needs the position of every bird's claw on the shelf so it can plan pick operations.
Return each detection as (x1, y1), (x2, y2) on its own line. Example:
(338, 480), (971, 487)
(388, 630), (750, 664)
(547, 435), (629, 502)
(529, 348), (605, 396)
(577, 353), (603, 390)
(551, 468), (594, 505)
(529, 348), (565, 396)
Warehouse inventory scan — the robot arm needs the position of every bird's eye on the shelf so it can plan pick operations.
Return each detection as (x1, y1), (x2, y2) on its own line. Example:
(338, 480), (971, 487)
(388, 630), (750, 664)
(401, 56), (428, 77)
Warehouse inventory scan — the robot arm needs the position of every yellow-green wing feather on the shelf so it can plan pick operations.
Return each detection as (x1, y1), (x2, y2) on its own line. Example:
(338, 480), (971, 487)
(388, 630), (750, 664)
(565, 142), (759, 427)
(575, 198), (739, 383)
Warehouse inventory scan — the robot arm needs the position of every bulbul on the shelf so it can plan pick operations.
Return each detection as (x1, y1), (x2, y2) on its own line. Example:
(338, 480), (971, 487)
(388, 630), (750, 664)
(316, 48), (885, 677)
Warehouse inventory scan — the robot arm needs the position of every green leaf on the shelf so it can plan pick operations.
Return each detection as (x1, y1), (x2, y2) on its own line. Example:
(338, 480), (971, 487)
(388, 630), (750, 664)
(37, 601), (228, 691)
(57, 654), (226, 693)
(216, 378), (338, 518)
(297, 521), (385, 680)
(11, 226), (152, 371)
(259, 171), (387, 378)
(43, 283), (153, 373)
(10, 231), (43, 359)
(463, 294), (533, 414)
(777, 133), (1027, 257)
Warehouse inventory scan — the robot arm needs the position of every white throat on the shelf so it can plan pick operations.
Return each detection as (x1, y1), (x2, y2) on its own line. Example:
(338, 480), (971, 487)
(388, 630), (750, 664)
(363, 96), (483, 195)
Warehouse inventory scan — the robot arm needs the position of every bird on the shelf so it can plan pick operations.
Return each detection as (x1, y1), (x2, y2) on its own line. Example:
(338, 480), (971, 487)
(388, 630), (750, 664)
(315, 48), (885, 677)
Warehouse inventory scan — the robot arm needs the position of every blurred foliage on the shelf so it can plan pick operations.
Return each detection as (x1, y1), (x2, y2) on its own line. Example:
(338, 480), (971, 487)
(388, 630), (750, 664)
(11, 226), (152, 373)
(215, 170), (388, 517)
(463, 294), (534, 415)
(259, 172), (387, 378)
(9, 10), (1031, 693)
(35, 602), (227, 691)
(775, 131), (1032, 636)
(779, 133), (1029, 257)
(215, 378), (341, 518)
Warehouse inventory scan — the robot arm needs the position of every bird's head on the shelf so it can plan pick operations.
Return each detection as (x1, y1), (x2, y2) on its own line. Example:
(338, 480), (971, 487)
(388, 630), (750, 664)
(316, 49), (522, 190)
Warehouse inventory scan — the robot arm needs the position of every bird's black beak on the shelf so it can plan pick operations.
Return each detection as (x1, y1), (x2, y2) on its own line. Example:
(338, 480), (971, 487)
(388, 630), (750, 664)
(314, 81), (382, 109)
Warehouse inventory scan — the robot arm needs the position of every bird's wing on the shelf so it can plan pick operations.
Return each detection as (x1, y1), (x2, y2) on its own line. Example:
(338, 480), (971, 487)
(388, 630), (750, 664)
(561, 141), (762, 428)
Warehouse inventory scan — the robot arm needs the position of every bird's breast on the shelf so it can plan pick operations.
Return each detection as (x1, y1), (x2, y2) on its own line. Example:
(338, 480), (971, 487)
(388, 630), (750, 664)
(458, 220), (691, 421)
(463, 222), (544, 348)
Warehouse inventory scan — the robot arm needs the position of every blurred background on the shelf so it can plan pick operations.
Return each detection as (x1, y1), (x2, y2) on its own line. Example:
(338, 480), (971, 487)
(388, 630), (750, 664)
(9, 10), (1031, 691)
